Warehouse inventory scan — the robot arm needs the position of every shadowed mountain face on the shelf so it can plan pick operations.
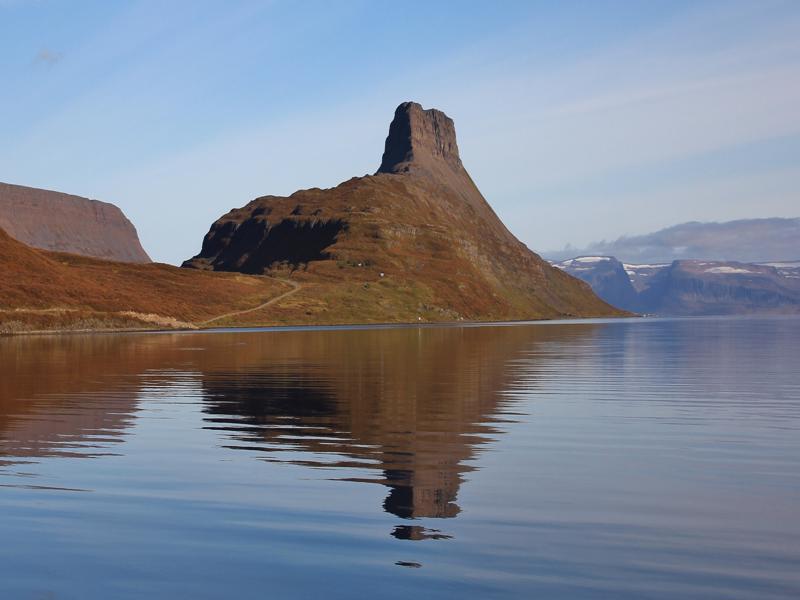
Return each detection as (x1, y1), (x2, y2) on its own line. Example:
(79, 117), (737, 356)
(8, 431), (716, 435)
(553, 256), (639, 312)
(197, 217), (348, 275)
(0, 182), (150, 263)
(183, 102), (621, 323)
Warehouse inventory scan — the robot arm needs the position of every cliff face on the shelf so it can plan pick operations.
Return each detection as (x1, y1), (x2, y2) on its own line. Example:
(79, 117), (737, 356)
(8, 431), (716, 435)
(377, 101), (464, 175)
(184, 102), (622, 323)
(0, 182), (150, 263)
(553, 256), (640, 312)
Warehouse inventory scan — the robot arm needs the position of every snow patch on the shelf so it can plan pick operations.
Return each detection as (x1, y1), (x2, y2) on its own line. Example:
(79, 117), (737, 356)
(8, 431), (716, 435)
(573, 256), (611, 263)
(623, 263), (668, 270)
(758, 262), (800, 268)
(705, 266), (754, 274)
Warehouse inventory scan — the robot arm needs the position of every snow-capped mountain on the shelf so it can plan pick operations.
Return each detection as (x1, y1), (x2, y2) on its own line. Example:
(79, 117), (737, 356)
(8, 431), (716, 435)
(553, 257), (800, 315)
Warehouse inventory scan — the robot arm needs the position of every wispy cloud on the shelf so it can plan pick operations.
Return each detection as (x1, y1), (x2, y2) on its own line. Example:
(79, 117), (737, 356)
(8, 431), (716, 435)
(33, 48), (63, 67)
(3, 1), (799, 263)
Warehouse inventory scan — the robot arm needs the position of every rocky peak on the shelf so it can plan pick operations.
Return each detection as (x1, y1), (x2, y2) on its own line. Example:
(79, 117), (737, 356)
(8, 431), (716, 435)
(376, 102), (463, 175)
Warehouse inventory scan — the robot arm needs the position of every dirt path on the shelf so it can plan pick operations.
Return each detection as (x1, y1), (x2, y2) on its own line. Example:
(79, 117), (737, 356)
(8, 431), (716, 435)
(199, 278), (302, 326)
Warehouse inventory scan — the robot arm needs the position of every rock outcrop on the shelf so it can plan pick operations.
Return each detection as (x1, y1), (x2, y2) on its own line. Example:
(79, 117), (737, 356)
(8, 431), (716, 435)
(0, 182), (150, 263)
(377, 101), (464, 175)
(184, 102), (622, 323)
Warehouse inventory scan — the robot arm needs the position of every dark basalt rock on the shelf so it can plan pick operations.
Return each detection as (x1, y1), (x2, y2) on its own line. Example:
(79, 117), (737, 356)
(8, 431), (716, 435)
(377, 101), (463, 175)
(190, 217), (347, 273)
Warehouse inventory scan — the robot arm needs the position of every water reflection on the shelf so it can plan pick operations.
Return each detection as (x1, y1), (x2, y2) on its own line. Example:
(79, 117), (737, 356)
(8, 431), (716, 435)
(0, 325), (600, 536)
(0, 336), (144, 466)
(198, 327), (559, 529)
(2, 319), (799, 599)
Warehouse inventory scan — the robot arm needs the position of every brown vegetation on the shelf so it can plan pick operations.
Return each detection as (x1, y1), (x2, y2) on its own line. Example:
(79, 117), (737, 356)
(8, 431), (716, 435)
(0, 227), (286, 333)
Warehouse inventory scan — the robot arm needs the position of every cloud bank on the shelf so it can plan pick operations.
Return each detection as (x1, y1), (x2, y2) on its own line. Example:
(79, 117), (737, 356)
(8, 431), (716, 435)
(546, 218), (800, 263)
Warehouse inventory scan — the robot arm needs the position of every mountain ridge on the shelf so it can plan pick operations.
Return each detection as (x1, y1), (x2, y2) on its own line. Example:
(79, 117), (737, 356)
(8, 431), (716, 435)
(554, 255), (800, 315)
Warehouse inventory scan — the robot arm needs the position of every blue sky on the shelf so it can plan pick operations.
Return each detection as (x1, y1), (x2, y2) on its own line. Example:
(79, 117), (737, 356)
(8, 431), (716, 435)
(1, 0), (798, 264)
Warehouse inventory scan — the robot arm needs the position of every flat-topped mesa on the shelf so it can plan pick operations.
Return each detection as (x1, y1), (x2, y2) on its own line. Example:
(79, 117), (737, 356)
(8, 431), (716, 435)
(377, 102), (464, 175)
(0, 182), (151, 263)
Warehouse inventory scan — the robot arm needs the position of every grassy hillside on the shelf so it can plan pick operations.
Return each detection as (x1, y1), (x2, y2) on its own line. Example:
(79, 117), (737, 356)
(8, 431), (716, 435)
(185, 175), (626, 327)
(0, 227), (287, 333)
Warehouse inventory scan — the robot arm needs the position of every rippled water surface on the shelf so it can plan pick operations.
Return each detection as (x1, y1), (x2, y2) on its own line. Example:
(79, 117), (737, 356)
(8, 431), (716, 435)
(1, 317), (799, 599)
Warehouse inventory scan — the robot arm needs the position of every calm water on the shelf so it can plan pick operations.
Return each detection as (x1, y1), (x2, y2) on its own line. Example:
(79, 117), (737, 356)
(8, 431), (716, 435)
(1, 317), (799, 599)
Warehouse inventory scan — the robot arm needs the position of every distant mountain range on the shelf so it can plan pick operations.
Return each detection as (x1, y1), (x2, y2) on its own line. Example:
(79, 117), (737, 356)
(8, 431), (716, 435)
(547, 218), (800, 264)
(554, 256), (800, 315)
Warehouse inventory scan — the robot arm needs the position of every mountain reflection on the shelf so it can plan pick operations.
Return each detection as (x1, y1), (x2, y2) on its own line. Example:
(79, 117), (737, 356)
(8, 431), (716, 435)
(0, 335), (144, 465)
(0, 324), (600, 533)
(198, 326), (571, 527)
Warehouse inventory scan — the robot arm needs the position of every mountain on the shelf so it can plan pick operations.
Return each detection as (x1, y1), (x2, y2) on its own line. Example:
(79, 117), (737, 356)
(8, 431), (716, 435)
(623, 262), (671, 293)
(554, 255), (800, 315)
(552, 256), (639, 312)
(0, 226), (285, 333)
(758, 261), (800, 280)
(638, 260), (800, 315)
(183, 102), (622, 323)
(547, 218), (800, 264)
(0, 181), (150, 263)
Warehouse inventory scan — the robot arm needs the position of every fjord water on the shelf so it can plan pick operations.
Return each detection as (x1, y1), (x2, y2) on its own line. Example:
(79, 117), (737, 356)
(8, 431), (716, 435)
(1, 318), (798, 599)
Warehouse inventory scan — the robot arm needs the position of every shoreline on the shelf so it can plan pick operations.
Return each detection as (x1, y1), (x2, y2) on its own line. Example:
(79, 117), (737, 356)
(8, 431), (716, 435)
(1, 314), (646, 338)
(48, 314), (796, 339)
(6, 312), (800, 338)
